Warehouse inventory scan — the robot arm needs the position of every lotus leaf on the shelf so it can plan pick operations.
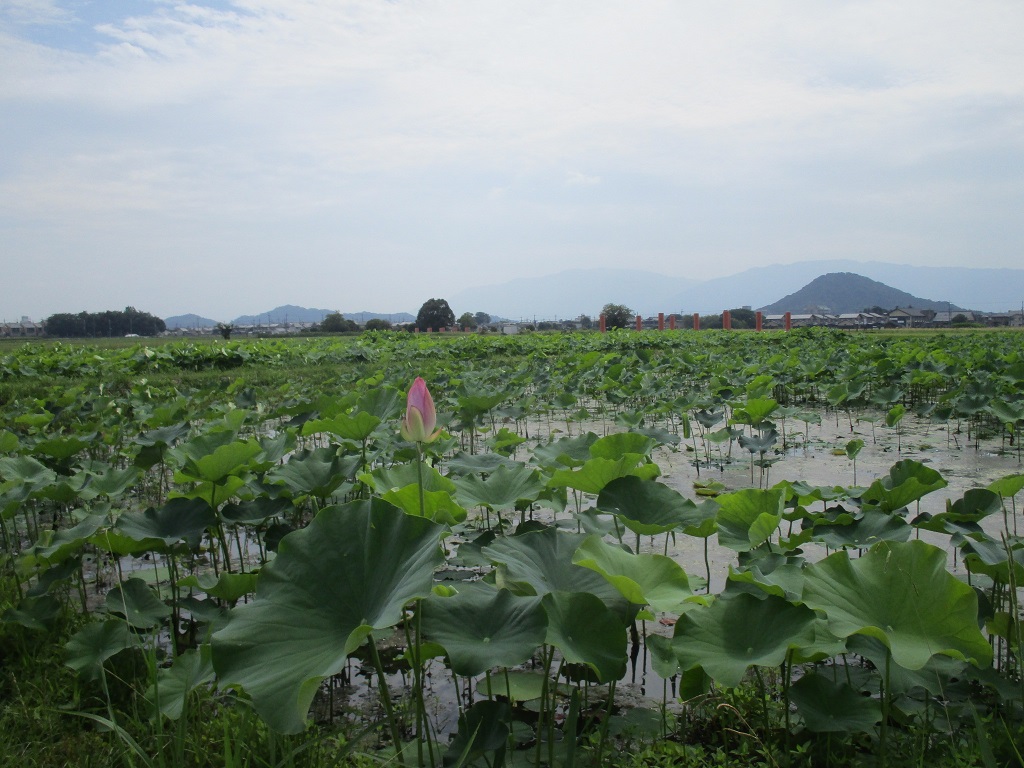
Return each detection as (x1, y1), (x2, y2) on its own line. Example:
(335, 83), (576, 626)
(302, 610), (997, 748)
(420, 585), (546, 676)
(790, 673), (880, 733)
(671, 592), (817, 688)
(115, 498), (216, 548)
(596, 476), (695, 536)
(146, 646), (215, 720)
(106, 578), (172, 629)
(802, 540), (992, 670)
(715, 488), (784, 552)
(572, 535), (693, 613)
(212, 499), (444, 733)
(542, 591), (627, 683)
(453, 463), (546, 511)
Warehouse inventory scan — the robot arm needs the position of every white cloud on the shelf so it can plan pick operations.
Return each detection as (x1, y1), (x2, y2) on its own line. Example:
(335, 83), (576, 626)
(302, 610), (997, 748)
(1, 1), (1023, 318)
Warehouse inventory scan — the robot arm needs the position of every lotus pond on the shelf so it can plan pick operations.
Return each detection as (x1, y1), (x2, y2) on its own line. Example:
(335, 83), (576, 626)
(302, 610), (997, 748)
(1, 328), (1023, 767)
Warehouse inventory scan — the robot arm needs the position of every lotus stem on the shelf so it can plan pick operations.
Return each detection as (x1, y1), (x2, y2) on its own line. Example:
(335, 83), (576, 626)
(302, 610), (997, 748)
(369, 638), (407, 768)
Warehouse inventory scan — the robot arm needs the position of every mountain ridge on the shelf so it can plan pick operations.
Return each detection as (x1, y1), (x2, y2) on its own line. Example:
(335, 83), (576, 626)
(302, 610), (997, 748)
(758, 272), (961, 314)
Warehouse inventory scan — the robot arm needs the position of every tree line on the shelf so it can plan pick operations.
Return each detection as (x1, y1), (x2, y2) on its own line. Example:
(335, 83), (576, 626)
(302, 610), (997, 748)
(44, 307), (166, 337)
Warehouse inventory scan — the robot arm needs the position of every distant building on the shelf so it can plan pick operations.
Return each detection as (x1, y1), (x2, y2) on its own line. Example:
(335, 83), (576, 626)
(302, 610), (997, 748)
(887, 307), (935, 328)
(0, 316), (45, 338)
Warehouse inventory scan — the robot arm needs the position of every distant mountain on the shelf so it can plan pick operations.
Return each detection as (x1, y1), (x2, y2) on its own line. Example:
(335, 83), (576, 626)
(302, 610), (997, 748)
(231, 305), (338, 325)
(165, 313), (218, 329)
(759, 272), (959, 314)
(669, 260), (1023, 314)
(449, 268), (699, 319)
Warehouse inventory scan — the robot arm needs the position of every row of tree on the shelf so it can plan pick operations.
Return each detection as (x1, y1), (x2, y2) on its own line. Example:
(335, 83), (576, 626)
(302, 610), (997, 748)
(600, 304), (761, 330)
(43, 308), (166, 338)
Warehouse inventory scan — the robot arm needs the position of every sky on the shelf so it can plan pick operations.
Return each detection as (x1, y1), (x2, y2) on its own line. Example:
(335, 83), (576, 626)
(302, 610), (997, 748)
(2, 0), (1023, 322)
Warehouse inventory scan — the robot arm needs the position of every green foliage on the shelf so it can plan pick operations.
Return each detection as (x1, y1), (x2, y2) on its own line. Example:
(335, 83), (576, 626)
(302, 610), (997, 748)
(415, 297), (456, 331)
(1, 329), (1023, 767)
(44, 306), (166, 338)
(601, 303), (634, 329)
(318, 312), (359, 332)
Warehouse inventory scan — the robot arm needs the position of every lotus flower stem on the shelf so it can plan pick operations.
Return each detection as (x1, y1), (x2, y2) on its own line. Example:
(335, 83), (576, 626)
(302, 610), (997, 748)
(369, 638), (407, 768)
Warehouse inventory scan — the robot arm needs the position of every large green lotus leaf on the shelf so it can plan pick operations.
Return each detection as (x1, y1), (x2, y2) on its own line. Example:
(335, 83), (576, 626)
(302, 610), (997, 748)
(135, 422), (191, 449)
(146, 646), (215, 720)
(80, 466), (142, 500)
(547, 456), (660, 495)
(715, 488), (783, 552)
(790, 673), (880, 733)
(212, 500), (444, 733)
(356, 386), (403, 421)
(727, 562), (805, 603)
(988, 473), (1024, 498)
(646, 634), (680, 679)
(0, 430), (20, 453)
(531, 433), (599, 469)
(90, 528), (166, 556)
(737, 430), (778, 455)
(255, 430), (296, 469)
(65, 619), (140, 682)
(34, 436), (92, 461)
(301, 411), (381, 441)
(367, 462), (456, 494)
(961, 536), (1024, 583)
(446, 452), (523, 477)
(25, 557), (80, 597)
(572, 535), (693, 613)
(542, 591), (627, 683)
(176, 439), (262, 485)
(945, 488), (1004, 520)
(596, 476), (693, 535)
(0, 456), (56, 492)
(266, 448), (357, 499)
(115, 498), (216, 548)
(443, 700), (511, 768)
(106, 578), (172, 629)
(732, 398), (778, 425)
(2, 595), (61, 631)
(178, 572), (258, 603)
(452, 463), (546, 511)
(420, 585), (546, 676)
(24, 514), (105, 565)
(221, 496), (293, 524)
(846, 635), (967, 696)
(861, 460), (947, 513)
(482, 528), (626, 613)
(802, 540), (992, 670)
(170, 476), (246, 508)
(476, 670), (547, 702)
(810, 510), (910, 550)
(589, 433), (657, 460)
(671, 592), (817, 689)
(381, 485), (467, 525)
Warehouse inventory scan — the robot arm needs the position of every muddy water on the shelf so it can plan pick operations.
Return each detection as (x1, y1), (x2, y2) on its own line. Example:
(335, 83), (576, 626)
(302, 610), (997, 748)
(652, 410), (1021, 592)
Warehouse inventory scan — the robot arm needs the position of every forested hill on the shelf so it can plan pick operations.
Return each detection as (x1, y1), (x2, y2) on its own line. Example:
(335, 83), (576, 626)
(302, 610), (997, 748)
(759, 272), (958, 314)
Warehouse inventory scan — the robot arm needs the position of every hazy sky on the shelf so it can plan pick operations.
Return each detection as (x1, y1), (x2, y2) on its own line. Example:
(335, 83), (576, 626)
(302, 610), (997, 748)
(2, 1), (1023, 321)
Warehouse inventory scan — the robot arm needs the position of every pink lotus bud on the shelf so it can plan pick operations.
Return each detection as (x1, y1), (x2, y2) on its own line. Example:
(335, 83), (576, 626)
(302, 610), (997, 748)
(401, 377), (441, 443)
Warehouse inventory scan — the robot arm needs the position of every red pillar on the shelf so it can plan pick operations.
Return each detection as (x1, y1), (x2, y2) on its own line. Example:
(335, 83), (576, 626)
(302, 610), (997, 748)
(635, 315), (643, 331)
(693, 313), (700, 331)
(600, 314), (607, 333)
(723, 310), (732, 330)
(755, 311), (763, 332)
(415, 327), (420, 333)
(658, 312), (665, 331)
(669, 314), (676, 330)
(784, 311), (792, 331)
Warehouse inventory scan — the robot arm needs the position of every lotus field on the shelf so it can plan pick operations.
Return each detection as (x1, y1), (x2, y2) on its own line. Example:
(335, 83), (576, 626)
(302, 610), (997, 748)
(1, 328), (1023, 767)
